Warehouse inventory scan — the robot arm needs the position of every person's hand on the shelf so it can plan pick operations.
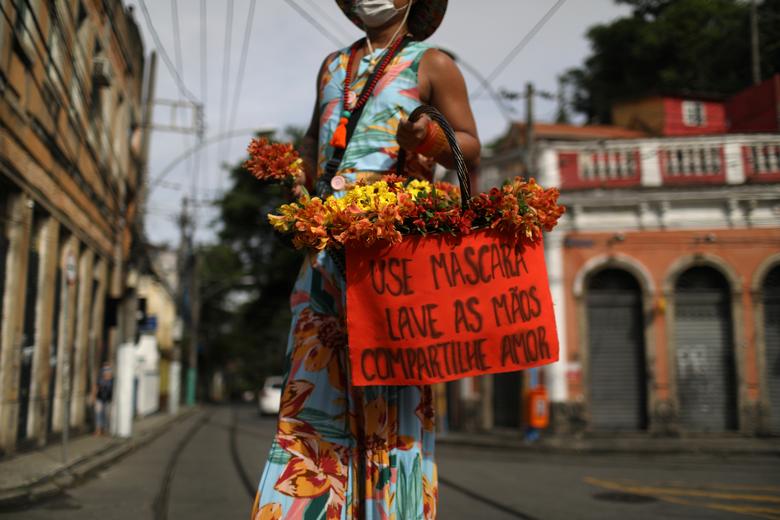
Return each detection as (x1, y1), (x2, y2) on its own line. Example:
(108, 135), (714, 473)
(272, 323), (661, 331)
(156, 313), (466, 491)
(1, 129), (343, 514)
(397, 114), (431, 152)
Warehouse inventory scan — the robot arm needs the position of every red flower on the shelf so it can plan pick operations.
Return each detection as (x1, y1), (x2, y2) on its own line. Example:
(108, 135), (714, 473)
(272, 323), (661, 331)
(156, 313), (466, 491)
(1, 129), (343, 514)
(244, 138), (303, 183)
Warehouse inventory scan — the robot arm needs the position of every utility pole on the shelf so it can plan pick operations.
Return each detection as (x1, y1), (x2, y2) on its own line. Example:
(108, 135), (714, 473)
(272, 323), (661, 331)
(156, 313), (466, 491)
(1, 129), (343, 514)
(176, 197), (197, 406)
(188, 251), (200, 406)
(138, 52), (158, 231)
(750, 0), (761, 85)
(525, 82), (536, 179)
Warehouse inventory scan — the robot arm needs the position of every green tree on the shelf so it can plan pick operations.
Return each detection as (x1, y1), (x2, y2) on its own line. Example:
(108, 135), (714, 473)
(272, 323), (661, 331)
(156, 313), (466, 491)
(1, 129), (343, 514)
(565, 0), (780, 123)
(198, 128), (304, 398)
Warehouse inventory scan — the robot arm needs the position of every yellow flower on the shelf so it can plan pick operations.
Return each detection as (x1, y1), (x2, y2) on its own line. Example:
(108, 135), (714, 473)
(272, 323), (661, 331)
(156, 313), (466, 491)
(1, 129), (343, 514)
(405, 179), (432, 199)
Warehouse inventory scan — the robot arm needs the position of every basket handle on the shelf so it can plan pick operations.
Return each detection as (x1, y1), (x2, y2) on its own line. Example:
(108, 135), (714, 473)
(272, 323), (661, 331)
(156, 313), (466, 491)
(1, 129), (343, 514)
(396, 105), (472, 209)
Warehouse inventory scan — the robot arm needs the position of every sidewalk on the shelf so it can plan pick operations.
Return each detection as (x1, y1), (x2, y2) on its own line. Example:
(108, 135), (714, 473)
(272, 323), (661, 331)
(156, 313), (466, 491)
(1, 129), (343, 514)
(0, 406), (199, 508)
(438, 430), (780, 455)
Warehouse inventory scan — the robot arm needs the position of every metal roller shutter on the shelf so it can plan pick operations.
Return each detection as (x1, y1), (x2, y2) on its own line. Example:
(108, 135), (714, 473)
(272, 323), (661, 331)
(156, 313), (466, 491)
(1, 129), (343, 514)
(763, 266), (780, 433)
(587, 270), (647, 431)
(674, 268), (737, 432)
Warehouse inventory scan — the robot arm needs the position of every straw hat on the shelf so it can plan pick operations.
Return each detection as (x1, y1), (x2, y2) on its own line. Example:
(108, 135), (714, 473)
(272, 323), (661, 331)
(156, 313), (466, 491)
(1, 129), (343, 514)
(335, 0), (448, 41)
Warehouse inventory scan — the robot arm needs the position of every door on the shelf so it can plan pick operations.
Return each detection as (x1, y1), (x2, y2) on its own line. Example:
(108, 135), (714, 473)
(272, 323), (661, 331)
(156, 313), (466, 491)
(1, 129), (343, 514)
(674, 266), (737, 431)
(17, 247), (39, 441)
(47, 266), (62, 436)
(587, 269), (647, 431)
(493, 372), (522, 428)
(763, 265), (780, 433)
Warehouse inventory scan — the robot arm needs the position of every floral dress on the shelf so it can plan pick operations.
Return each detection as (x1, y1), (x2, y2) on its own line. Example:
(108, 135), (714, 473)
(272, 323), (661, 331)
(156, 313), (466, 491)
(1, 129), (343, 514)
(251, 41), (438, 520)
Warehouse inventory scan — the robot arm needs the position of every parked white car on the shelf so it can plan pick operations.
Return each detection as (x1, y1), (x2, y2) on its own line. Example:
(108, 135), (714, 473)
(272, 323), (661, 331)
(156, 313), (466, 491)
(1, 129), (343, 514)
(258, 376), (284, 416)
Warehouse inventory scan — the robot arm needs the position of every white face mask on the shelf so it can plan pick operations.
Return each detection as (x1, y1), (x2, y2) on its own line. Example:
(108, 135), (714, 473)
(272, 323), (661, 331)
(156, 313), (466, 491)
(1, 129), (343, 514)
(355, 0), (407, 28)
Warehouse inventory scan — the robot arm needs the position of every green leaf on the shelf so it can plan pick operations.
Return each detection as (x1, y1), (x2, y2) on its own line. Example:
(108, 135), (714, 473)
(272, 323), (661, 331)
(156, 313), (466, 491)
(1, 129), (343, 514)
(303, 492), (329, 520)
(376, 466), (392, 490)
(267, 441), (291, 465)
(296, 407), (350, 440)
(396, 455), (423, 520)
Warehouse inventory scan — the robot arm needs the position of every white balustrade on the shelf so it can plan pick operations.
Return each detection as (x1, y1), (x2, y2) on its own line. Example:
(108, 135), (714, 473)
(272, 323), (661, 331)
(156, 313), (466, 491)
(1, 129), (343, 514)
(747, 142), (780, 175)
(577, 149), (640, 182)
(661, 145), (722, 177)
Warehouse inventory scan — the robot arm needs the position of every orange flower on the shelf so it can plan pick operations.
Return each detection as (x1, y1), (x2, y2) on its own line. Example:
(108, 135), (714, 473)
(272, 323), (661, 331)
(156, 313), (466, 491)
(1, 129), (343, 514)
(272, 378), (349, 520)
(244, 138), (303, 183)
(251, 502), (282, 520)
(291, 309), (347, 391)
(274, 424), (349, 520)
(268, 174), (565, 251)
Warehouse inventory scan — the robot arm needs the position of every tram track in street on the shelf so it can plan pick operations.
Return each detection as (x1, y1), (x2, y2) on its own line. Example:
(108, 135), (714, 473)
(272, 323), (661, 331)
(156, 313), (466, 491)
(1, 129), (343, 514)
(229, 405), (539, 518)
(230, 407), (258, 499)
(152, 411), (211, 520)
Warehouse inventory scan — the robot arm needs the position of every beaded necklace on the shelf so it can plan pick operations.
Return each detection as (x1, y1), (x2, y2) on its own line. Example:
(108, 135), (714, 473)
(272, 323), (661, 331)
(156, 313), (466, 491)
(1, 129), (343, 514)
(329, 35), (407, 150)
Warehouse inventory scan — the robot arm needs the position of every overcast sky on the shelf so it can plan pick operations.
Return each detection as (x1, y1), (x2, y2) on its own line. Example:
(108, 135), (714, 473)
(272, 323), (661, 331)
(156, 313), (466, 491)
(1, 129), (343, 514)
(126, 0), (631, 246)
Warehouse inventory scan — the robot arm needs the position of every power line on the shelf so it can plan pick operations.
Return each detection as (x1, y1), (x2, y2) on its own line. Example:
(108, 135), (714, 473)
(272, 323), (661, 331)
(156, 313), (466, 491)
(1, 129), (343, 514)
(171, 0), (184, 76)
(170, 0), (194, 217)
(439, 49), (514, 121)
(150, 127), (275, 191)
(217, 0), (235, 193)
(283, 0), (345, 48)
(301, 0), (350, 36)
(200, 0), (208, 112)
(195, 0), (209, 225)
(472, 0), (568, 98)
(137, 0), (199, 103)
(225, 0), (258, 176)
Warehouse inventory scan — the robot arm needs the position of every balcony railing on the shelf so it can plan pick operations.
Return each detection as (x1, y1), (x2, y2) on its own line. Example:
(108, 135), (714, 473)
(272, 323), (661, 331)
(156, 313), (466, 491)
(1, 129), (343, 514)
(744, 142), (780, 181)
(558, 149), (641, 189)
(659, 145), (725, 184)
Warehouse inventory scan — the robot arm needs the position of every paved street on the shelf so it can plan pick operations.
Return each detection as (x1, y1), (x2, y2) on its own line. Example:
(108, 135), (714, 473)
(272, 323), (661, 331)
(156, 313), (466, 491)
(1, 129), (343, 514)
(1, 405), (778, 520)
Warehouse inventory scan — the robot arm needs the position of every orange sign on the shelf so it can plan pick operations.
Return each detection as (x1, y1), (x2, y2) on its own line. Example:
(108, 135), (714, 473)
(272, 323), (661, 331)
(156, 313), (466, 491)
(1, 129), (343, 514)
(346, 231), (559, 386)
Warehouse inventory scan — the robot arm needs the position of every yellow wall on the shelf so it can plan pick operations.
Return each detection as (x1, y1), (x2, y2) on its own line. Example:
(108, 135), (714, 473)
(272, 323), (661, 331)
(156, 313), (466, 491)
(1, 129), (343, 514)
(611, 97), (665, 135)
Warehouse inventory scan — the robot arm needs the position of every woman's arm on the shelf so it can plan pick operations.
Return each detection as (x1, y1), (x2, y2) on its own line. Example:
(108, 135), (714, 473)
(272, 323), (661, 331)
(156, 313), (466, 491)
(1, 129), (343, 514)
(397, 48), (481, 172)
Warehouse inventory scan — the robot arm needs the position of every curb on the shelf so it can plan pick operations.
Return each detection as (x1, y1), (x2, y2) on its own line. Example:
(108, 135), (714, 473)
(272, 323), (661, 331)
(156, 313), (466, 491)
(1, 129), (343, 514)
(0, 407), (200, 510)
(437, 435), (780, 456)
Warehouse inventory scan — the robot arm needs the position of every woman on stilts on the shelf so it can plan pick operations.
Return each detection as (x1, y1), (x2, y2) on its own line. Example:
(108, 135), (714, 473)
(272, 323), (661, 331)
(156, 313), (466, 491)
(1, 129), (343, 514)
(251, 1), (480, 518)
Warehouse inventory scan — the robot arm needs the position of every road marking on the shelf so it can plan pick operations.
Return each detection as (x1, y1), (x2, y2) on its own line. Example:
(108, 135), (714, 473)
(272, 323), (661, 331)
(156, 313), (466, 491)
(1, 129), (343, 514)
(585, 477), (780, 520)
(663, 482), (780, 494)
(585, 477), (780, 503)
(659, 494), (780, 520)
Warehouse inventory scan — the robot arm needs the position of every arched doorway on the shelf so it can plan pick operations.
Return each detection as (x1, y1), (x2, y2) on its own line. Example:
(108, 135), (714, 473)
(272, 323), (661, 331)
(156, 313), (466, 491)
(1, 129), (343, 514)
(674, 266), (737, 431)
(587, 268), (648, 430)
(762, 264), (780, 433)
(493, 372), (522, 429)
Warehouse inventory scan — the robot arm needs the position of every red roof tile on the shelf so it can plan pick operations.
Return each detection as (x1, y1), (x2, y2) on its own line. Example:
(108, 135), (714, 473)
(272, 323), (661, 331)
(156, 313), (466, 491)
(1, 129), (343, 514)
(512, 122), (648, 140)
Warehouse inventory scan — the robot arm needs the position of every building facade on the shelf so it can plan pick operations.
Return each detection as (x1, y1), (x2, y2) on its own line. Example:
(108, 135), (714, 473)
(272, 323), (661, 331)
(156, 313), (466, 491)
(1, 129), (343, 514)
(449, 79), (780, 437)
(137, 245), (179, 412)
(0, 0), (151, 454)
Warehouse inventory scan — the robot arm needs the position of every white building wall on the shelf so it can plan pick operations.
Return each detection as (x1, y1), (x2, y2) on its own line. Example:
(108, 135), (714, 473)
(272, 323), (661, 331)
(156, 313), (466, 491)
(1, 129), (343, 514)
(544, 231), (568, 403)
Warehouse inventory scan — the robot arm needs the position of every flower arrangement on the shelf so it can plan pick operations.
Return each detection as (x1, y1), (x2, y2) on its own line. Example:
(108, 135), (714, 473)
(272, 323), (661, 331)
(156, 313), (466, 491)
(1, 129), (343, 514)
(244, 137), (304, 186)
(246, 138), (565, 252)
(267, 176), (564, 251)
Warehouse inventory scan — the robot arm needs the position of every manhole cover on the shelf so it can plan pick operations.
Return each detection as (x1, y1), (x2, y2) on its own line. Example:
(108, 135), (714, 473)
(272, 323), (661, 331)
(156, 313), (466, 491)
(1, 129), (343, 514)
(592, 491), (657, 504)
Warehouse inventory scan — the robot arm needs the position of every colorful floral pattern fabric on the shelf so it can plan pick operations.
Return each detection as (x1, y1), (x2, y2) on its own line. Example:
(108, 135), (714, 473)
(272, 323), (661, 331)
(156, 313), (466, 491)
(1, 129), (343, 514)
(251, 42), (437, 520)
(317, 40), (432, 182)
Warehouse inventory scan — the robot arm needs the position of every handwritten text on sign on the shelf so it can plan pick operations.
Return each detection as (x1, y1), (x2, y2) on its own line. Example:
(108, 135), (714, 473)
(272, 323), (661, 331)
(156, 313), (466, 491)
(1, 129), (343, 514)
(346, 232), (559, 386)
